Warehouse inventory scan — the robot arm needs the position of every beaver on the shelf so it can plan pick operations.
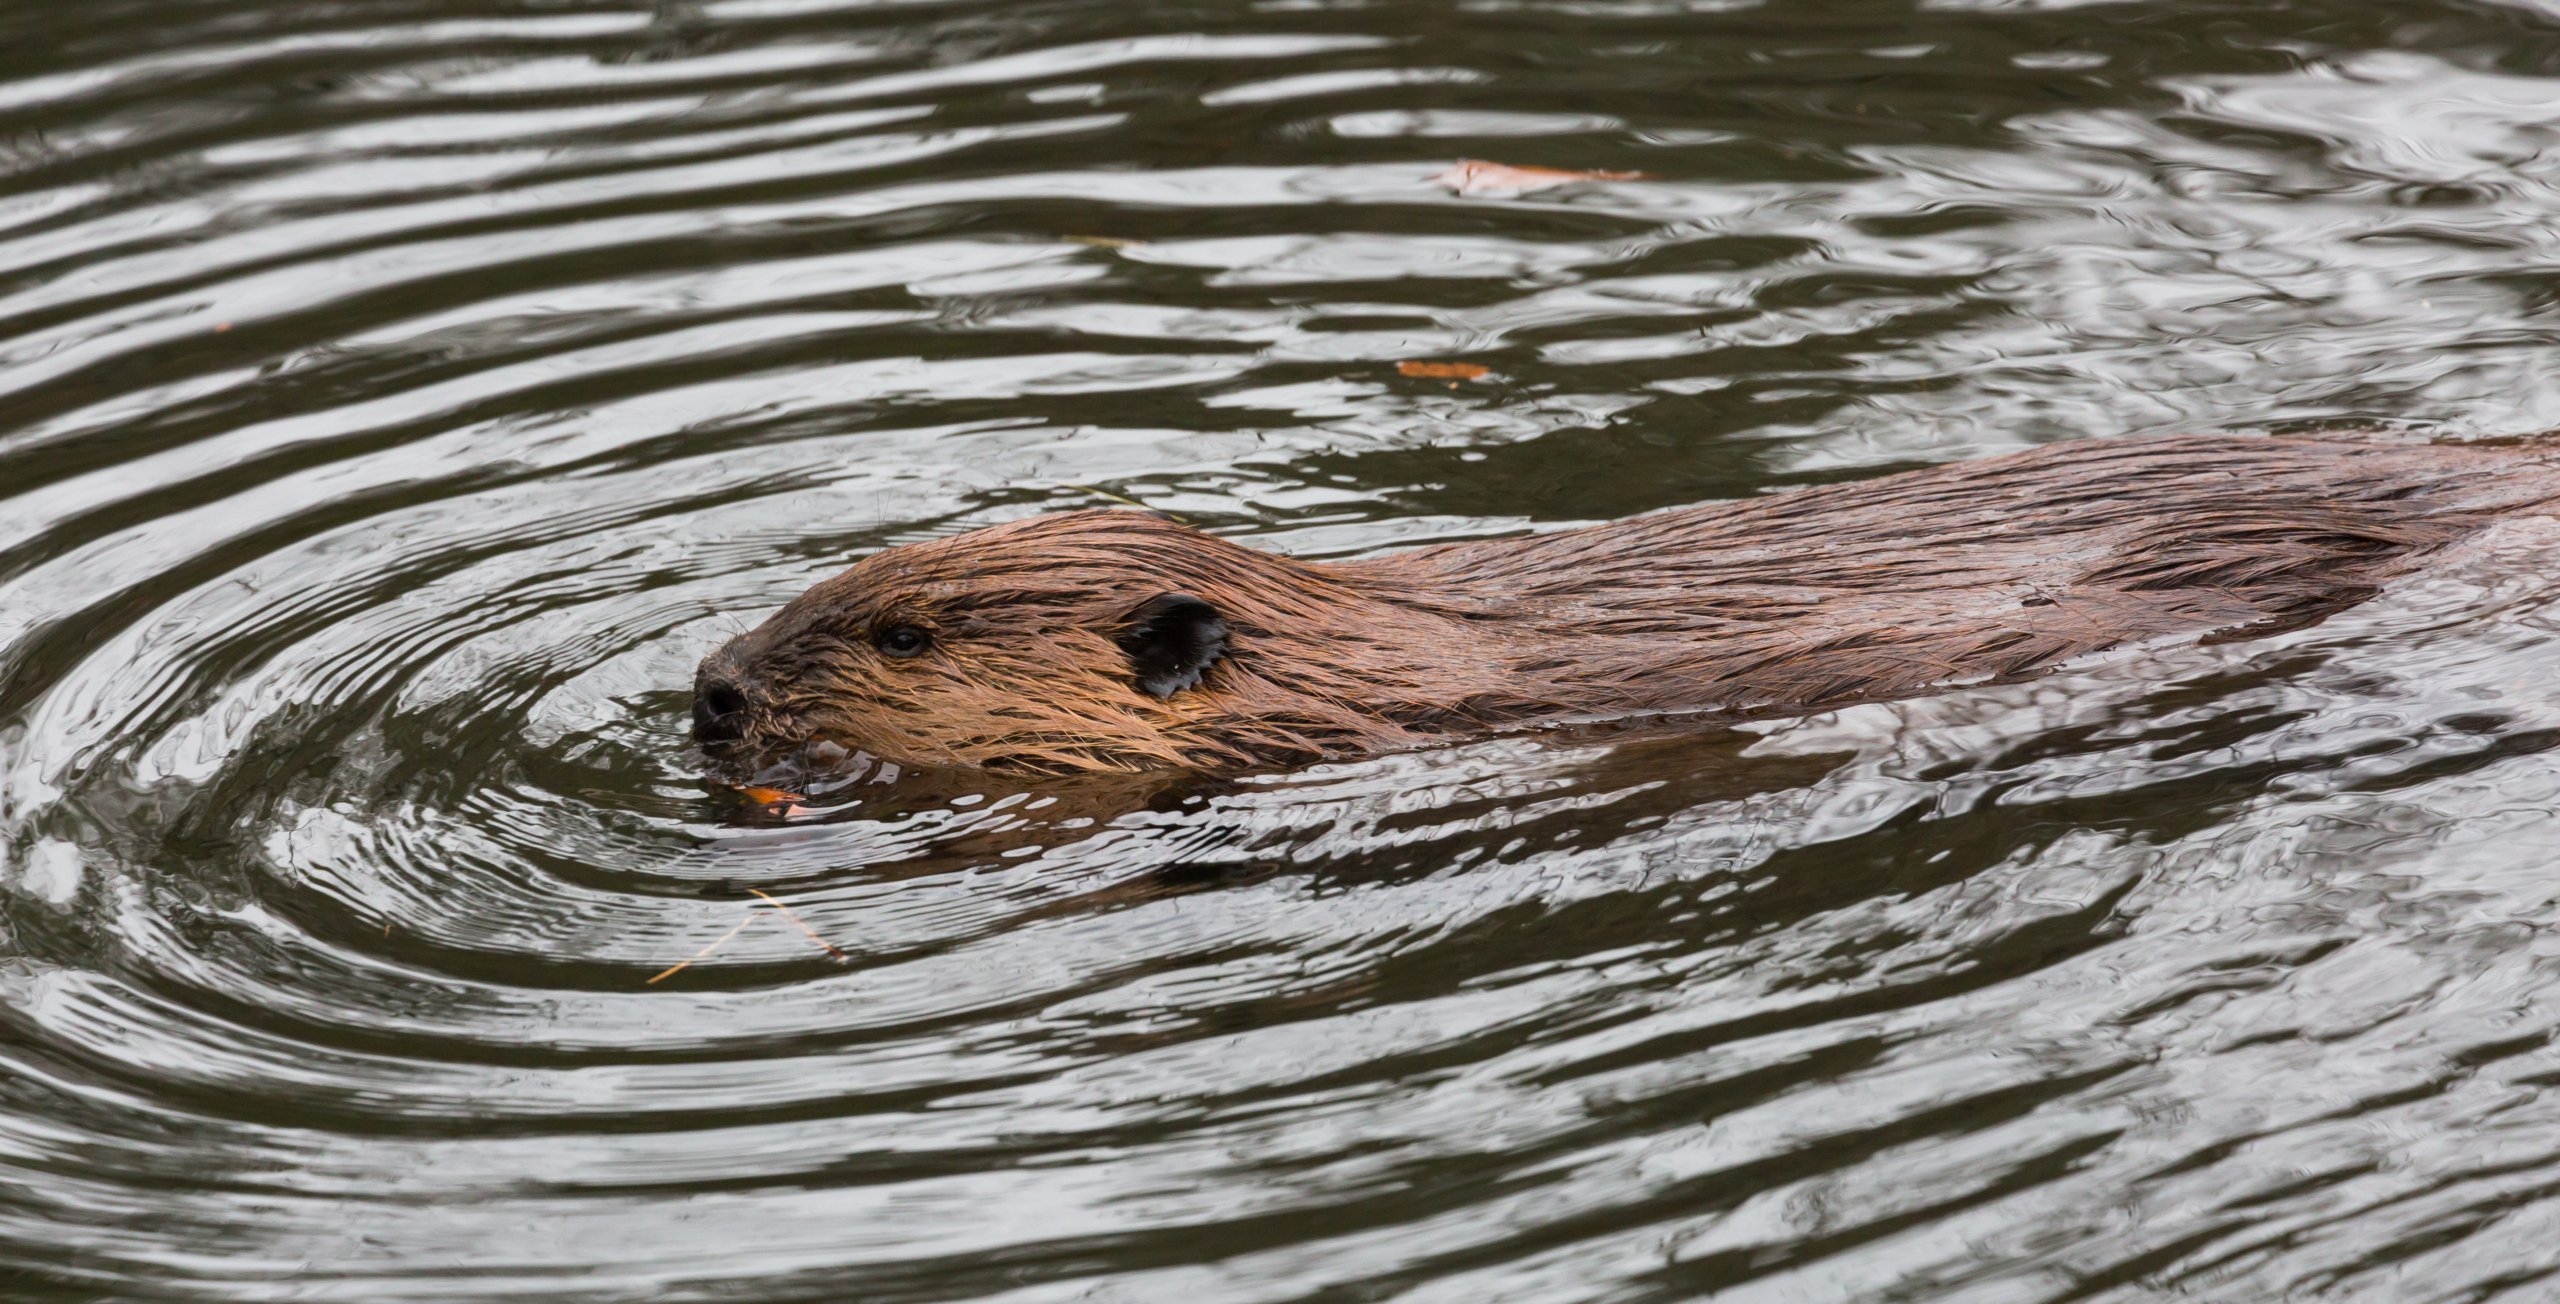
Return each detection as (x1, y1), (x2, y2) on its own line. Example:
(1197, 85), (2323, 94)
(691, 433), (2560, 773)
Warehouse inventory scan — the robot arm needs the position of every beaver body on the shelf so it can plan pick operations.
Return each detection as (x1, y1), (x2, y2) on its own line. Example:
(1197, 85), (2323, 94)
(693, 434), (2560, 773)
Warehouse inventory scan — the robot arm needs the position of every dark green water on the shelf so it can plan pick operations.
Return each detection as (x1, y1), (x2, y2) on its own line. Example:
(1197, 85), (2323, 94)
(13, 1), (2560, 1299)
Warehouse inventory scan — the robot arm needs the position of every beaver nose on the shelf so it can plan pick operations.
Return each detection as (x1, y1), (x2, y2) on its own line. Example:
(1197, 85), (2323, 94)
(692, 680), (750, 744)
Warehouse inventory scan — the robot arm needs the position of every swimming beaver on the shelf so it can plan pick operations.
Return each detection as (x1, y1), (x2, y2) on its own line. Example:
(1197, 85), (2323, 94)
(692, 434), (2560, 773)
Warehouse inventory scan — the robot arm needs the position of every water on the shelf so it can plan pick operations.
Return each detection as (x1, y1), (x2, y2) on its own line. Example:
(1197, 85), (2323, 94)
(15, 1), (2560, 1299)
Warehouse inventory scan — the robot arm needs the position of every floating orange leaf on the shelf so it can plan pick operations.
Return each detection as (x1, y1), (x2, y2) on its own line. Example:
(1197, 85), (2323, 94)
(1435, 160), (1648, 196)
(733, 786), (805, 804)
(1398, 360), (1490, 380)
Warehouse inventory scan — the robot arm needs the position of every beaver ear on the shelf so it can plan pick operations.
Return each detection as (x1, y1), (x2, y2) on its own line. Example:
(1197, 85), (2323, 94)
(1119, 594), (1228, 698)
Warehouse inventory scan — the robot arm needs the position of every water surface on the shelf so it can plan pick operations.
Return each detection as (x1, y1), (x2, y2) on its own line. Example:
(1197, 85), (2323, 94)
(12, 0), (2560, 1299)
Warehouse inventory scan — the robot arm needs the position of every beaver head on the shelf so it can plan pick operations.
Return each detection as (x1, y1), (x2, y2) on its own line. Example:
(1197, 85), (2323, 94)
(691, 511), (1501, 773)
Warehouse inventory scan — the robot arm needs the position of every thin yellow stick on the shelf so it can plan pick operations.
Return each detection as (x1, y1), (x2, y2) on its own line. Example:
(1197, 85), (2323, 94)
(1055, 483), (1190, 524)
(646, 912), (768, 984)
(748, 889), (851, 963)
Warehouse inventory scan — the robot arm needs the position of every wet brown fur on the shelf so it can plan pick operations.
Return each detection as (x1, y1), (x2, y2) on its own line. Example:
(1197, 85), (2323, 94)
(696, 434), (2560, 773)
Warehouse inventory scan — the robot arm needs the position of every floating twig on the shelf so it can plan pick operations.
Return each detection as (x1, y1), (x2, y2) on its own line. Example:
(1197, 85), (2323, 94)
(748, 888), (851, 963)
(1057, 482), (1189, 524)
(646, 912), (769, 984)
(1434, 160), (1648, 196)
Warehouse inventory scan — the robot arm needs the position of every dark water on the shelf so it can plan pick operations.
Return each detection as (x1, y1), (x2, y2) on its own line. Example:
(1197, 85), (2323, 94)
(18, 1), (2560, 1299)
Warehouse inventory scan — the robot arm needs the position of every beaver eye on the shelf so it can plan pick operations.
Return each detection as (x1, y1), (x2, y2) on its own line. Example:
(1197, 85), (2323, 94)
(875, 625), (931, 659)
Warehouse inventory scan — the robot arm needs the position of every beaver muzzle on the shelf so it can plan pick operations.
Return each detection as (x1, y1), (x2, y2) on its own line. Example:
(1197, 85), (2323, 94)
(691, 672), (752, 745)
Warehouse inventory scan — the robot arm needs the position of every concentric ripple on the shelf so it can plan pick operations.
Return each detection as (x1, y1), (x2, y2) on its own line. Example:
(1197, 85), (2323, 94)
(16, 1), (2560, 1300)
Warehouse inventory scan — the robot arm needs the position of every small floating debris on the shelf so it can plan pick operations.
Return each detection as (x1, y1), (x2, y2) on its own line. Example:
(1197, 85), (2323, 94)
(646, 912), (768, 985)
(718, 783), (810, 818)
(646, 890), (852, 984)
(1397, 360), (1491, 381)
(1064, 234), (1144, 248)
(1056, 482), (1192, 523)
(749, 888), (850, 963)
(1056, 481), (1152, 510)
(1434, 160), (1648, 196)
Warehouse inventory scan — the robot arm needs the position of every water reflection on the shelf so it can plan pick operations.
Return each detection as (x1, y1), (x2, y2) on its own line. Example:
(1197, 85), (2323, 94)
(14, 0), (2560, 1299)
